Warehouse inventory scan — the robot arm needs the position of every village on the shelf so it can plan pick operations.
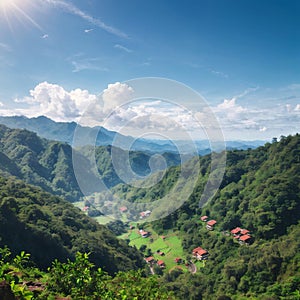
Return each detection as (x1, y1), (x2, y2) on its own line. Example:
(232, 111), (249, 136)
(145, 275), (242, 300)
(77, 200), (254, 275)
(122, 211), (254, 275)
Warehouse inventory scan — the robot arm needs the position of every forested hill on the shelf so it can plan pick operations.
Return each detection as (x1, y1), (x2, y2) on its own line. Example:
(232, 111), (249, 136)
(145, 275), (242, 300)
(112, 134), (300, 299)
(0, 124), (179, 202)
(0, 175), (144, 274)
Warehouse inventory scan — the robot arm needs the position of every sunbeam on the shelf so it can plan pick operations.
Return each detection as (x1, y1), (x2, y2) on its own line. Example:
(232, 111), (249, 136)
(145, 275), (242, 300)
(0, 0), (42, 31)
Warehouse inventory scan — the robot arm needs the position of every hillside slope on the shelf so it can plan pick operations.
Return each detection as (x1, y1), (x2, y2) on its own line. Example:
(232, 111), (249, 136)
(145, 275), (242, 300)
(0, 176), (144, 274)
(0, 124), (179, 202)
(112, 134), (300, 299)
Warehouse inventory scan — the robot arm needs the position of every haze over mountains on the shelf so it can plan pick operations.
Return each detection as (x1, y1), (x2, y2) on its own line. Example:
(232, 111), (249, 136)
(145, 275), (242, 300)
(0, 115), (266, 154)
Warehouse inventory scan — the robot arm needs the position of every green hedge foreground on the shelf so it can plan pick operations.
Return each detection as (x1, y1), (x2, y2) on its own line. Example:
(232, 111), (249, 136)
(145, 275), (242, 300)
(0, 247), (173, 299)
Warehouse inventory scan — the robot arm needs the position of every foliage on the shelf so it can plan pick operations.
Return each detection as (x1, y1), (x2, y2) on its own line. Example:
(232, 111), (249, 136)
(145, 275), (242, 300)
(113, 134), (300, 299)
(0, 124), (179, 203)
(0, 247), (174, 300)
(0, 175), (144, 274)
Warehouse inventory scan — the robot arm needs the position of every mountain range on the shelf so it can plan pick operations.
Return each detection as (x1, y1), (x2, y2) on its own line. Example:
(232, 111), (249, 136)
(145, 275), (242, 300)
(0, 124), (181, 202)
(0, 115), (266, 154)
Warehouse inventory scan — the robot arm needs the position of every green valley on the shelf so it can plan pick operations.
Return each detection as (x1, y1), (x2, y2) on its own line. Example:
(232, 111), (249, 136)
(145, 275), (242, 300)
(0, 123), (299, 299)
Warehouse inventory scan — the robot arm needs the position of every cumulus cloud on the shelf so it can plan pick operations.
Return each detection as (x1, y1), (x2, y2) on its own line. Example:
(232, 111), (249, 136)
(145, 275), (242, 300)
(102, 82), (134, 113)
(13, 82), (96, 122)
(41, 34), (49, 39)
(2, 81), (300, 140)
(214, 97), (247, 121)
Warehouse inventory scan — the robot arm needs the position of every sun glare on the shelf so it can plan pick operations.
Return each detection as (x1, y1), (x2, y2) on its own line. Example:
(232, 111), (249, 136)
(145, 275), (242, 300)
(0, 0), (42, 31)
(0, 0), (19, 10)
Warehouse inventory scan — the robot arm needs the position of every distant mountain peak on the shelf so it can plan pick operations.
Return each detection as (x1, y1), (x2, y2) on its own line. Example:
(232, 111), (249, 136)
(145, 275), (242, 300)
(0, 115), (266, 153)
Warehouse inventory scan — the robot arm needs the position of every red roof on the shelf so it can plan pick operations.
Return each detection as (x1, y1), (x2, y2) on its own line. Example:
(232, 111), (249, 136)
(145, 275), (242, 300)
(201, 216), (208, 221)
(231, 227), (241, 234)
(145, 256), (154, 262)
(140, 230), (149, 236)
(192, 247), (208, 256)
(174, 257), (182, 263)
(239, 234), (251, 241)
(157, 260), (165, 266)
(240, 229), (250, 235)
(207, 220), (217, 226)
(119, 206), (127, 212)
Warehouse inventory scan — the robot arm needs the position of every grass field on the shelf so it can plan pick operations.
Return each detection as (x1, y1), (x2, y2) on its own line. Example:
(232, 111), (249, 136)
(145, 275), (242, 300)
(74, 201), (204, 273)
(125, 225), (188, 272)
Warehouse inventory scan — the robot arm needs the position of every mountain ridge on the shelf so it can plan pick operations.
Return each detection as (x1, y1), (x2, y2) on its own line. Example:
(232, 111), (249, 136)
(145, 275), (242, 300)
(0, 115), (266, 153)
(0, 124), (180, 202)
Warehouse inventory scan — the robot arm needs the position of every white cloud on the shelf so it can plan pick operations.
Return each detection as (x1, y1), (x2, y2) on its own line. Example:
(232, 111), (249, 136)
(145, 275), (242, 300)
(71, 59), (108, 73)
(13, 82), (97, 122)
(102, 82), (134, 113)
(114, 44), (132, 53)
(259, 126), (267, 132)
(215, 97), (247, 121)
(211, 70), (228, 78)
(2, 82), (300, 140)
(46, 0), (128, 38)
(84, 29), (93, 33)
(41, 34), (49, 39)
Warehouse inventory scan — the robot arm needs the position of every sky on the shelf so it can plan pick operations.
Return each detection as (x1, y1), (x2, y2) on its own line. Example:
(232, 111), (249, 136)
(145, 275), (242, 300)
(0, 0), (299, 141)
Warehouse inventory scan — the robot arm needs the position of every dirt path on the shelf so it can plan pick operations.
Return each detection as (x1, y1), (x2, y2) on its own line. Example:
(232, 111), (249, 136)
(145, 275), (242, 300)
(188, 262), (197, 274)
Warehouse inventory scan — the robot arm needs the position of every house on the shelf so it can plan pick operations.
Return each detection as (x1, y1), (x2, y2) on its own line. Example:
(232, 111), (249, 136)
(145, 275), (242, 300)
(201, 216), (208, 222)
(174, 257), (182, 264)
(140, 210), (151, 219)
(82, 206), (89, 212)
(119, 206), (127, 213)
(157, 260), (166, 268)
(206, 220), (217, 230)
(240, 229), (250, 235)
(139, 230), (150, 238)
(239, 234), (251, 244)
(192, 247), (209, 260)
(158, 251), (165, 256)
(161, 235), (166, 240)
(230, 227), (241, 235)
(145, 256), (155, 264)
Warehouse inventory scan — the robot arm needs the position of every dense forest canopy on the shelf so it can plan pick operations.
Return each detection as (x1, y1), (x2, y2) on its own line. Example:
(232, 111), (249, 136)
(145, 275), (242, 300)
(0, 176), (144, 274)
(108, 134), (300, 299)
(0, 123), (299, 299)
(0, 124), (179, 202)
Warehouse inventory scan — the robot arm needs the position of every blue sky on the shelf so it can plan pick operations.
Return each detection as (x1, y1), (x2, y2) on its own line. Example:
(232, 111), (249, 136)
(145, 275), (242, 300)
(0, 0), (299, 140)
